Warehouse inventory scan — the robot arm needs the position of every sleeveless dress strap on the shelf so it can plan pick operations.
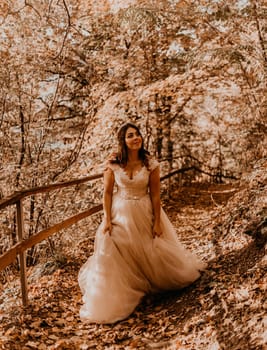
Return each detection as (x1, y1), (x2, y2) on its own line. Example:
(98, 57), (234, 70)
(104, 161), (119, 172)
(149, 158), (160, 172)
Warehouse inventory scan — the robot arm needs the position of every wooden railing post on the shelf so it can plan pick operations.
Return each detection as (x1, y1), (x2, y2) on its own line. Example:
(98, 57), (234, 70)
(16, 199), (28, 307)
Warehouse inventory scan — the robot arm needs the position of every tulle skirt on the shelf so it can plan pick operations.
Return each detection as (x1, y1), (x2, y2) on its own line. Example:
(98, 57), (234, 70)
(78, 193), (205, 324)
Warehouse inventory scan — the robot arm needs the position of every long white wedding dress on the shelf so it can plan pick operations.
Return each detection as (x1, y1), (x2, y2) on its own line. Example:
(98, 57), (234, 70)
(78, 159), (205, 324)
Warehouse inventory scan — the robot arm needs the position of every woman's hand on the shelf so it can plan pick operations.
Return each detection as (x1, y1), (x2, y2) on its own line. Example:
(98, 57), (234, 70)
(152, 222), (162, 238)
(103, 219), (112, 235)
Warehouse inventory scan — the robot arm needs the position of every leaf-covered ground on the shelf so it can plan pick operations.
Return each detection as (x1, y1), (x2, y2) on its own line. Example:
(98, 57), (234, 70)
(0, 172), (266, 350)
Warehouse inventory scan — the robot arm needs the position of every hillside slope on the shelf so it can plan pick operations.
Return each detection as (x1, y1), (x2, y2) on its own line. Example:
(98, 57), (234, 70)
(0, 161), (266, 349)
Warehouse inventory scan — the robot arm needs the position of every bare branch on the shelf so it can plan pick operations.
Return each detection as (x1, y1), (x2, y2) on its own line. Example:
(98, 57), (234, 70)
(54, 0), (71, 59)
(24, 0), (42, 19)
(251, 0), (267, 65)
(62, 0), (71, 27)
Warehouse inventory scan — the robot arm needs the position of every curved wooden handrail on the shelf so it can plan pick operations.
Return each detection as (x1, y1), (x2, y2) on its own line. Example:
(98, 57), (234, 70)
(0, 204), (103, 271)
(0, 172), (104, 307)
(0, 164), (221, 307)
(0, 173), (103, 210)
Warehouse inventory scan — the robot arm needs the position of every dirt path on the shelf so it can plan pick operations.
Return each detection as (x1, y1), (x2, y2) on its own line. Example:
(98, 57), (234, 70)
(0, 184), (266, 350)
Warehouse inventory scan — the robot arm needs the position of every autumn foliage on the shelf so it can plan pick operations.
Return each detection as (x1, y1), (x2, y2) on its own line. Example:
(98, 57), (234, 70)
(0, 1), (266, 349)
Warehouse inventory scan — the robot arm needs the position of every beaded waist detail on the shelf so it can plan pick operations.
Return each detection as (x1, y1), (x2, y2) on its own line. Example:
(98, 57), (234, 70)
(116, 189), (148, 200)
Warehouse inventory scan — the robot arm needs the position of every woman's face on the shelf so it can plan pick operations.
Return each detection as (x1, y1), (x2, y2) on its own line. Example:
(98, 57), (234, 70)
(125, 127), (142, 151)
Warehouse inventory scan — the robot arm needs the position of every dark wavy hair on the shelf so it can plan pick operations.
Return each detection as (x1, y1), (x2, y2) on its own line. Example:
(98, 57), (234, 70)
(110, 123), (150, 168)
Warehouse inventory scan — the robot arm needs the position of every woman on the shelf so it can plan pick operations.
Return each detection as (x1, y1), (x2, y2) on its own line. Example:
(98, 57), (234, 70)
(78, 122), (205, 324)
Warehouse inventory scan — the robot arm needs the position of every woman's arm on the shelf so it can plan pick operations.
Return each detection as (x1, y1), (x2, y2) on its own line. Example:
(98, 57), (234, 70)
(103, 167), (114, 235)
(149, 166), (162, 238)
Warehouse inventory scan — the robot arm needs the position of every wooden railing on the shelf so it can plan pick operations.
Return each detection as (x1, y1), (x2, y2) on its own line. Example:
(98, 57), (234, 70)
(0, 164), (222, 307)
(0, 173), (103, 307)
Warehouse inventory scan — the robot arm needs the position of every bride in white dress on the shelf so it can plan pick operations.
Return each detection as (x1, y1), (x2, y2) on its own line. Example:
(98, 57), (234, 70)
(78, 122), (206, 324)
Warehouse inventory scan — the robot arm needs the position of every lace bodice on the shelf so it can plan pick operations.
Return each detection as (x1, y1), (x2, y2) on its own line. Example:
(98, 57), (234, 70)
(106, 159), (159, 200)
(79, 159), (205, 324)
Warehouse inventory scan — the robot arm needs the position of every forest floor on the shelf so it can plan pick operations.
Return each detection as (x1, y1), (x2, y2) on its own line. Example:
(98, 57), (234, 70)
(0, 183), (266, 350)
